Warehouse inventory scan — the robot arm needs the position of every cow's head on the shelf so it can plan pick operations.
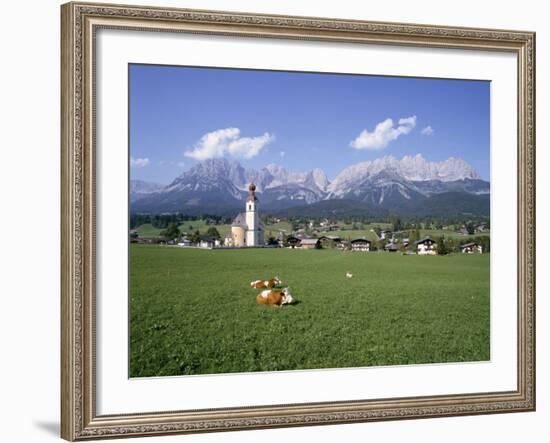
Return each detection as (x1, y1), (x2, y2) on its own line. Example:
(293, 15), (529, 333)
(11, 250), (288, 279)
(274, 275), (282, 286)
(281, 287), (295, 305)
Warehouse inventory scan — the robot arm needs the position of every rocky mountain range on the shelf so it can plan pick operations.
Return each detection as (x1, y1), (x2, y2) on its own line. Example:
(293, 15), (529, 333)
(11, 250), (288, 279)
(129, 179), (165, 202)
(130, 155), (490, 218)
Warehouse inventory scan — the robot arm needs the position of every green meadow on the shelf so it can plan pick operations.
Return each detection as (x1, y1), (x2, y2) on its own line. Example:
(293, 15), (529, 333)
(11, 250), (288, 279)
(129, 245), (490, 377)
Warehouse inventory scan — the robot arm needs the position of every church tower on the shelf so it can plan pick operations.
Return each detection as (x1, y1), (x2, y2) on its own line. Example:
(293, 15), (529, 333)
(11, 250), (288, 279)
(245, 183), (264, 246)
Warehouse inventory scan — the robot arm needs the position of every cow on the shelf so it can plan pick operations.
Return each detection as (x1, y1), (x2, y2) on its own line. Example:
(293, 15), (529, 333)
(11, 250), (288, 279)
(250, 276), (281, 289)
(346, 272), (353, 278)
(256, 287), (295, 306)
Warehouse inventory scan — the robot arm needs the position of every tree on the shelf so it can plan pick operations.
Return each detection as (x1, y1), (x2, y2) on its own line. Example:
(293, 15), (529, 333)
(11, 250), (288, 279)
(392, 217), (403, 232)
(190, 229), (201, 244)
(408, 229), (419, 249)
(267, 236), (278, 246)
(160, 223), (180, 241)
(375, 239), (387, 251)
(466, 222), (475, 235)
(436, 236), (448, 255)
(205, 226), (221, 239)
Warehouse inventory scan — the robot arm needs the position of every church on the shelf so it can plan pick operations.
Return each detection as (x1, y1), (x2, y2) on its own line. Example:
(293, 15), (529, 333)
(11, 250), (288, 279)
(224, 183), (265, 247)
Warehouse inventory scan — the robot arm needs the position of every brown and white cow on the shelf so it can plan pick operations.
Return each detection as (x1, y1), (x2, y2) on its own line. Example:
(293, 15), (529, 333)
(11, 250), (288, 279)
(250, 276), (281, 289)
(256, 287), (295, 306)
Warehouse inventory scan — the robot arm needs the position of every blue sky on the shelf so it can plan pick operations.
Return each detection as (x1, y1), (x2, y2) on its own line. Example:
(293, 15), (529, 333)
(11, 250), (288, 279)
(129, 64), (490, 184)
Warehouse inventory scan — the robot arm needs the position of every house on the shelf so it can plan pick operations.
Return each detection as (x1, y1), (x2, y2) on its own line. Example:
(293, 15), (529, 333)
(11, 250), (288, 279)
(458, 226), (469, 235)
(299, 238), (321, 249)
(476, 224), (489, 233)
(384, 242), (399, 252)
(177, 238), (192, 247)
(380, 229), (392, 240)
(460, 242), (483, 254)
(129, 229), (139, 243)
(198, 236), (215, 249)
(318, 235), (341, 248)
(223, 232), (233, 247)
(228, 183), (265, 247)
(416, 237), (437, 255)
(350, 238), (371, 252)
(285, 235), (301, 248)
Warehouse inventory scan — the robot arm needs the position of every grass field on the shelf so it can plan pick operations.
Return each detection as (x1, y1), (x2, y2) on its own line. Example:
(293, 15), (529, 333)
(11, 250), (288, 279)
(129, 245), (490, 377)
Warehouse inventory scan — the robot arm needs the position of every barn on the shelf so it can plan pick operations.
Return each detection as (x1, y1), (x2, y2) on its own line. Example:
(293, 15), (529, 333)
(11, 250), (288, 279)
(299, 238), (321, 249)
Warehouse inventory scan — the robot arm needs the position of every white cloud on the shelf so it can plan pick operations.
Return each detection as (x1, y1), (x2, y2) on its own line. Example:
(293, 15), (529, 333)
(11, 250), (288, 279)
(130, 157), (150, 167)
(421, 125), (434, 136)
(176, 161), (186, 167)
(279, 151), (286, 157)
(184, 127), (274, 161)
(350, 115), (417, 150)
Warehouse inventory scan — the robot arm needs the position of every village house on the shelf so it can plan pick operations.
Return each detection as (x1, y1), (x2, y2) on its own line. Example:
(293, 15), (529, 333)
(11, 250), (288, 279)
(337, 240), (349, 250)
(223, 232), (233, 247)
(460, 242), (483, 254)
(225, 183), (264, 247)
(458, 226), (469, 236)
(476, 224), (489, 233)
(318, 235), (341, 248)
(199, 237), (213, 249)
(177, 238), (192, 247)
(416, 237), (437, 255)
(326, 224), (341, 232)
(285, 235), (301, 248)
(299, 238), (321, 249)
(350, 238), (371, 252)
(380, 229), (392, 240)
(384, 242), (399, 253)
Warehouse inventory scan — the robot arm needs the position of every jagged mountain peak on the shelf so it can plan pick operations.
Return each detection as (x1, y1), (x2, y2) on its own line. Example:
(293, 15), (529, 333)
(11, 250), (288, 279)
(131, 154), (488, 215)
(328, 154), (481, 196)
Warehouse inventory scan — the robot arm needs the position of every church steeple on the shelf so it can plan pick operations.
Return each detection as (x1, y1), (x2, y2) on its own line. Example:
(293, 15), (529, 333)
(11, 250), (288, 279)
(245, 183), (263, 246)
(247, 183), (258, 202)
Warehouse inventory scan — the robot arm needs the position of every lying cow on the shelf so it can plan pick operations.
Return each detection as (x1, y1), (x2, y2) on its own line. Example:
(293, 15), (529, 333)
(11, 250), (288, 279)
(250, 276), (281, 289)
(256, 287), (295, 306)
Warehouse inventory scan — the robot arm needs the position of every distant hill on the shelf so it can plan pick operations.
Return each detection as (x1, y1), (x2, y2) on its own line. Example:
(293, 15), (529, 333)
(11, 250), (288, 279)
(272, 199), (389, 219)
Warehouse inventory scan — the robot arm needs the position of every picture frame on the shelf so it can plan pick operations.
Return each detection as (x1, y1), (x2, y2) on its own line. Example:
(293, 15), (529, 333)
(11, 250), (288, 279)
(61, 1), (536, 440)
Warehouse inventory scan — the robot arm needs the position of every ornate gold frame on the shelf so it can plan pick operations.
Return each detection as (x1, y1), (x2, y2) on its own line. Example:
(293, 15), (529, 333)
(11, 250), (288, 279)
(61, 2), (536, 440)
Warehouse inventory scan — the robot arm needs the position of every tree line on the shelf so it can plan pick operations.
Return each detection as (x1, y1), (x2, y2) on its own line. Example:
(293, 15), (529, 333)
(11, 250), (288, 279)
(130, 213), (231, 229)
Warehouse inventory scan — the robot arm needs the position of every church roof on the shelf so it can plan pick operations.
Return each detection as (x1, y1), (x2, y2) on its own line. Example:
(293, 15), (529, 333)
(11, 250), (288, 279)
(231, 212), (247, 228)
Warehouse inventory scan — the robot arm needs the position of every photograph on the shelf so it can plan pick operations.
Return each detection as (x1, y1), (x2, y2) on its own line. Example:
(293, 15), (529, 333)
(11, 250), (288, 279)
(128, 64), (491, 378)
